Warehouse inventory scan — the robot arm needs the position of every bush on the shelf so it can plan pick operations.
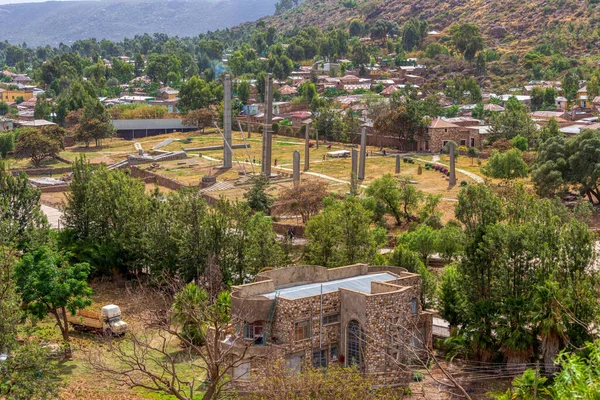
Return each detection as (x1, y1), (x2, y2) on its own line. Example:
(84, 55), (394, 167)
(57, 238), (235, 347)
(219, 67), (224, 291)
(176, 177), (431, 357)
(460, 180), (468, 186)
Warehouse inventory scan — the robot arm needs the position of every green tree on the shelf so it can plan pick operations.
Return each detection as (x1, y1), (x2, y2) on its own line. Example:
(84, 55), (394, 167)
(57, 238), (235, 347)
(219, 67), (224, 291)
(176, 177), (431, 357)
(365, 174), (402, 225)
(489, 96), (537, 142)
(467, 146), (479, 165)
(0, 132), (14, 158)
(237, 80), (250, 104)
(532, 130), (600, 203)
(305, 197), (385, 267)
(178, 76), (223, 112)
(539, 117), (561, 143)
(351, 42), (369, 67)
(562, 70), (579, 104)
(172, 282), (208, 346)
(398, 181), (423, 222)
(0, 164), (49, 249)
(0, 342), (60, 400)
(389, 243), (423, 273)
(14, 127), (64, 166)
(243, 174), (274, 215)
(449, 23), (484, 61)
(246, 212), (285, 274)
(437, 223), (464, 261)
(511, 135), (529, 151)
(482, 149), (528, 180)
(399, 224), (438, 264)
(438, 264), (467, 329)
(15, 247), (92, 358)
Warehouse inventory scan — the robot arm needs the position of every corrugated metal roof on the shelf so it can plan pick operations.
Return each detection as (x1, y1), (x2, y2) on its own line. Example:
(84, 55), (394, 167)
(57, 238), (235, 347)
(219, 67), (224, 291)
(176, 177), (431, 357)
(111, 119), (189, 130)
(261, 273), (398, 300)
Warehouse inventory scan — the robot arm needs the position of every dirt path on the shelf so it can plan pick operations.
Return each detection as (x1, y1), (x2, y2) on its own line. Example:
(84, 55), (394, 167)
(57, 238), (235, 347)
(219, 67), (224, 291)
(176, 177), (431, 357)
(409, 156), (484, 184)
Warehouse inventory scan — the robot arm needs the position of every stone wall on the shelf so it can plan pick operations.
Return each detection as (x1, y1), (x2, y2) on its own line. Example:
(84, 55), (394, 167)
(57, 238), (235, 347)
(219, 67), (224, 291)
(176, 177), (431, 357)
(271, 292), (343, 366)
(11, 166), (72, 177)
(428, 127), (483, 152)
(127, 166), (186, 190)
(364, 283), (422, 384)
(40, 184), (69, 193)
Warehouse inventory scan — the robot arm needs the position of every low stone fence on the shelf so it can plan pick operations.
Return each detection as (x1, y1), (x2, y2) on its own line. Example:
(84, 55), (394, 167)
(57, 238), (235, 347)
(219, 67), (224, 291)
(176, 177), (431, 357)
(127, 166), (186, 190)
(39, 184), (70, 193)
(11, 166), (73, 177)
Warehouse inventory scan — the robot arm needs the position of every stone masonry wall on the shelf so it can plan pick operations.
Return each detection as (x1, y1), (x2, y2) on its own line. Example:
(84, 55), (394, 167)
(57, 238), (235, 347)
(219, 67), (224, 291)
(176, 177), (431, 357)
(271, 292), (342, 365)
(428, 127), (482, 152)
(364, 284), (421, 384)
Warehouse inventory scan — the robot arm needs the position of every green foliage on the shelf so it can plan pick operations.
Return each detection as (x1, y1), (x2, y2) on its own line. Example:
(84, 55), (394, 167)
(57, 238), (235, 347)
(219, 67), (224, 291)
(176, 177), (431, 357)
(399, 224), (438, 264)
(452, 183), (599, 365)
(0, 343), (60, 400)
(511, 135), (529, 151)
(243, 174), (274, 215)
(449, 23), (484, 60)
(489, 97), (537, 142)
(389, 244), (423, 273)
(482, 149), (528, 180)
(14, 127), (64, 167)
(365, 174), (403, 225)
(532, 129), (600, 203)
(304, 196), (386, 268)
(16, 246), (92, 356)
(172, 283), (209, 346)
(444, 75), (482, 104)
(0, 163), (49, 250)
(0, 132), (14, 159)
(178, 76), (223, 112)
(424, 42), (449, 59)
(438, 264), (467, 328)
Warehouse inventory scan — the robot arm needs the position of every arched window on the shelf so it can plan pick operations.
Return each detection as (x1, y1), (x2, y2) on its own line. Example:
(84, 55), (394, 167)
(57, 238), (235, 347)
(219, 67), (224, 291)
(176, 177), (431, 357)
(346, 320), (362, 368)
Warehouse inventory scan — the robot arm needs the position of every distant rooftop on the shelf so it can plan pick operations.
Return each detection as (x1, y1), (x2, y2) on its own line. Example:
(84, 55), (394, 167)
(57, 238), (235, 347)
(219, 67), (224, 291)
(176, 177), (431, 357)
(260, 272), (398, 300)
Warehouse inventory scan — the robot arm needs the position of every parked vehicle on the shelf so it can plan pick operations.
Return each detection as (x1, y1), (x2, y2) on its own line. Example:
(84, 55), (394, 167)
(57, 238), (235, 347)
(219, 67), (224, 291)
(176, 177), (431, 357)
(67, 304), (128, 335)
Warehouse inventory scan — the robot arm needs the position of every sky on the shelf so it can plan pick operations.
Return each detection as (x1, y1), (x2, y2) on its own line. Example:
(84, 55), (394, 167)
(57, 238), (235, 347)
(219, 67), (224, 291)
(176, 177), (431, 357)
(0, 0), (95, 4)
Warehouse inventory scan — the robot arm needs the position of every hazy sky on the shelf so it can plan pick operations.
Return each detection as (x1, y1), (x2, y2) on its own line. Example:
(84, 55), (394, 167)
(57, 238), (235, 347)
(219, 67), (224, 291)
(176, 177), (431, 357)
(0, 0), (95, 4)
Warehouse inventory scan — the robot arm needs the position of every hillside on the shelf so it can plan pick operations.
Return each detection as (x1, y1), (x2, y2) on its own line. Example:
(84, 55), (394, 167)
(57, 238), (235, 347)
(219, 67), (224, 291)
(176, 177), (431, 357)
(262, 0), (600, 55)
(0, 0), (278, 46)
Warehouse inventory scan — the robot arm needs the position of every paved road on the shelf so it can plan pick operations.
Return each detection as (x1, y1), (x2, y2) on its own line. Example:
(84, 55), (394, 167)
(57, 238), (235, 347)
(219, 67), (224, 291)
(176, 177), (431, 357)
(40, 204), (63, 229)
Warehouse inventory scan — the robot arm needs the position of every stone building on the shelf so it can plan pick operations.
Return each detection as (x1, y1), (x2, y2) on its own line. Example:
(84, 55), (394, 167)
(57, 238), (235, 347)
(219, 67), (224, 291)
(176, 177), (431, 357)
(225, 264), (433, 387)
(427, 117), (485, 152)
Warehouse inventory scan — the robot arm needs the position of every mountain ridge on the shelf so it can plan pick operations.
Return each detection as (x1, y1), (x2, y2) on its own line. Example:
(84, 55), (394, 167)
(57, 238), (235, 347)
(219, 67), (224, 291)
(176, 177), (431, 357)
(0, 0), (278, 46)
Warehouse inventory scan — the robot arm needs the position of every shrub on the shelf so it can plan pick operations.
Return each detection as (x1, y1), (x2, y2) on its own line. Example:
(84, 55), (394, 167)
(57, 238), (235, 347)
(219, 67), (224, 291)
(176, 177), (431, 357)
(460, 180), (468, 186)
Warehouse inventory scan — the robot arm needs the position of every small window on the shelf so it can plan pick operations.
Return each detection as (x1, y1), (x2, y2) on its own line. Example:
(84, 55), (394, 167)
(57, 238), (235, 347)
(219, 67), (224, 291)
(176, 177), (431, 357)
(330, 345), (339, 362)
(444, 128), (448, 133)
(233, 361), (251, 380)
(294, 320), (310, 341)
(322, 313), (340, 325)
(313, 349), (327, 368)
(410, 298), (418, 315)
(460, 139), (466, 146)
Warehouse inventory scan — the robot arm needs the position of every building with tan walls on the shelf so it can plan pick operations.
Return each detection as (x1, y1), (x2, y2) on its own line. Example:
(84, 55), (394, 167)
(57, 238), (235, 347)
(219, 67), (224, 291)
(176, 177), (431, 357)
(225, 264), (433, 387)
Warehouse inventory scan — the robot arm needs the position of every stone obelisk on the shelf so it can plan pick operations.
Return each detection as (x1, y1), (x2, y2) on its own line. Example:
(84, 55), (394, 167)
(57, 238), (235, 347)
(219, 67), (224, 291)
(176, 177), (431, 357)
(293, 150), (300, 188)
(304, 123), (310, 171)
(262, 74), (273, 176)
(223, 74), (232, 169)
(358, 127), (367, 181)
(395, 154), (401, 174)
(449, 142), (456, 186)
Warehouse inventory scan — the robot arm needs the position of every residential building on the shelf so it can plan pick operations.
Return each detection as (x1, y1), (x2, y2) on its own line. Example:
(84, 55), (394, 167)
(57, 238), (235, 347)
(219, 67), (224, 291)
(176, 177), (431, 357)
(225, 264), (433, 387)
(0, 89), (34, 103)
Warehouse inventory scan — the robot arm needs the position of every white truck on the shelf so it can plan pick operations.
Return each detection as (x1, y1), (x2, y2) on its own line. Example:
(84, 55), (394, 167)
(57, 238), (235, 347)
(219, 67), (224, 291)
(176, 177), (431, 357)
(67, 304), (128, 335)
